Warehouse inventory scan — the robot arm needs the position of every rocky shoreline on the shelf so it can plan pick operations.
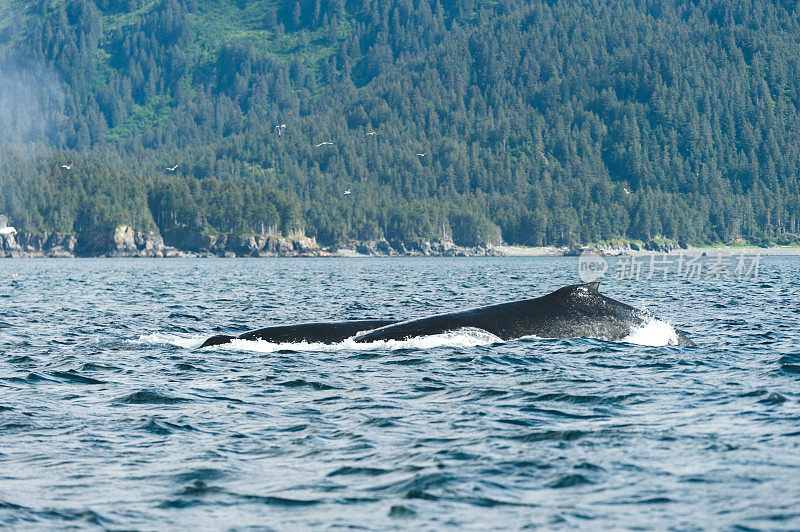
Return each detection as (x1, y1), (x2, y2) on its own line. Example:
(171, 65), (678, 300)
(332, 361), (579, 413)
(0, 226), (505, 258)
(1, 226), (797, 258)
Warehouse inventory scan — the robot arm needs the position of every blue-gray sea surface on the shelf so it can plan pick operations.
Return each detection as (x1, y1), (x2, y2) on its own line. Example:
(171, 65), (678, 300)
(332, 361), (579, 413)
(1, 257), (799, 529)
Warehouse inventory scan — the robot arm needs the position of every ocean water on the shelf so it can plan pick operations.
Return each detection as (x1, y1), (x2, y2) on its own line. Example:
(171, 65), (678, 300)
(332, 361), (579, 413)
(1, 257), (799, 529)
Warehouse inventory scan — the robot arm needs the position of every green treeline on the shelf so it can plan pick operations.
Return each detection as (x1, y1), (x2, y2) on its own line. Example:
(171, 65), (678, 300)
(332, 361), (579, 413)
(1, 0), (799, 247)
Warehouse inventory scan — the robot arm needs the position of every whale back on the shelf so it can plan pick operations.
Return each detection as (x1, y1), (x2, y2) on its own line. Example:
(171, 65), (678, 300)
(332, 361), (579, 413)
(353, 282), (650, 343)
(501, 281), (648, 340)
(200, 319), (397, 348)
(239, 319), (396, 344)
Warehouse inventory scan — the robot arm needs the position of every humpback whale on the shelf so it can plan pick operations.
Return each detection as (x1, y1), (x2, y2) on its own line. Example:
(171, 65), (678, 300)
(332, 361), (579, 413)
(199, 282), (695, 348)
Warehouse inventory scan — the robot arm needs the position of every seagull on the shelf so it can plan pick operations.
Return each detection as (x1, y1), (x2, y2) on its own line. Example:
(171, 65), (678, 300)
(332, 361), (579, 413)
(416, 152), (427, 157)
(364, 131), (378, 137)
(275, 124), (286, 137)
(167, 164), (179, 171)
(60, 164), (72, 170)
(344, 189), (351, 195)
(315, 142), (334, 148)
(623, 188), (632, 195)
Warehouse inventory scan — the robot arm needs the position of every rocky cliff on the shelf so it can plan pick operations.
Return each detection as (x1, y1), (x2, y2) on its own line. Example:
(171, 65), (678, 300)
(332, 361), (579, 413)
(1, 232), (77, 257)
(350, 239), (501, 257)
(0, 226), (325, 258)
(76, 226), (184, 257)
(174, 231), (321, 257)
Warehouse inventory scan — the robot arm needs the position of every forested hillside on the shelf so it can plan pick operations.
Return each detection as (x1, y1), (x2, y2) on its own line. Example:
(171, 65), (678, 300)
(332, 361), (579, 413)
(1, 0), (799, 247)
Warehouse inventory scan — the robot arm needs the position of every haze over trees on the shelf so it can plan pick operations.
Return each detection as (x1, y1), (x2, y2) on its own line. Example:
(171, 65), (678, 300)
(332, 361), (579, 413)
(1, 0), (798, 247)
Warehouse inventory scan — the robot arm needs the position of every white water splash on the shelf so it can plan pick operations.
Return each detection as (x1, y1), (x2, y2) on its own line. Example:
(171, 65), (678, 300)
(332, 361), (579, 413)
(621, 318), (680, 346)
(132, 333), (202, 349)
(136, 321), (681, 352)
(223, 327), (503, 353)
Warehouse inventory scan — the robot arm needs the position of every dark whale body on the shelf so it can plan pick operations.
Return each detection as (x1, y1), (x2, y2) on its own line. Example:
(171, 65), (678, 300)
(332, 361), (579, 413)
(199, 320), (397, 348)
(353, 282), (695, 346)
(200, 283), (695, 348)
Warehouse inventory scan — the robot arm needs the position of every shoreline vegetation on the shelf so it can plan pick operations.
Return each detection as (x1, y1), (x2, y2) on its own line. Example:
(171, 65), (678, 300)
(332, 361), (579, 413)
(2, 226), (798, 258)
(3, 1), (800, 256)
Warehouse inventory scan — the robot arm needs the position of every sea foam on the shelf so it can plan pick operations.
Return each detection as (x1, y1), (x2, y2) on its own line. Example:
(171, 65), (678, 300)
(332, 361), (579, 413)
(621, 318), (680, 346)
(137, 320), (682, 352)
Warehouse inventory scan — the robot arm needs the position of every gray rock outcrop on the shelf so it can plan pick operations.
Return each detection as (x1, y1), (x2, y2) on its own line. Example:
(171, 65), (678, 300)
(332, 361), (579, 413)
(1, 232), (77, 257)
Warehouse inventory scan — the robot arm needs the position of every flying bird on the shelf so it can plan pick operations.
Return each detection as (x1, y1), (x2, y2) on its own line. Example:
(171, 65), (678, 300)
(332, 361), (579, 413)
(623, 188), (632, 195)
(276, 124), (286, 137)
(167, 164), (179, 171)
(343, 189), (351, 195)
(315, 142), (334, 148)
(60, 164), (72, 170)
(364, 131), (378, 137)
(416, 152), (427, 157)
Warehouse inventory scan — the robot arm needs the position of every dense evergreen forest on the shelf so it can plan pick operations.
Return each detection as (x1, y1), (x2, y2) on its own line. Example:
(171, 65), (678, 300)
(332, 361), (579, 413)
(1, 0), (799, 247)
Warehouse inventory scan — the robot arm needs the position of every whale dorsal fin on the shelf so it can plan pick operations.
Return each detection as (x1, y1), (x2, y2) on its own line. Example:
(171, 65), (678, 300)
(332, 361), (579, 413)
(585, 281), (600, 293)
(552, 281), (602, 298)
